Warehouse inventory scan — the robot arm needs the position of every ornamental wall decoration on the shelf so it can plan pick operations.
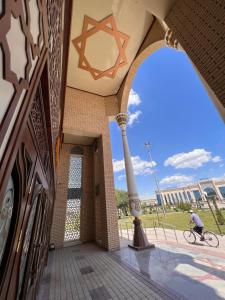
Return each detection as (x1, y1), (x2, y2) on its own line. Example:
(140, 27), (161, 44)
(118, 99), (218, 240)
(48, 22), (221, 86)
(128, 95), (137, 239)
(72, 14), (129, 80)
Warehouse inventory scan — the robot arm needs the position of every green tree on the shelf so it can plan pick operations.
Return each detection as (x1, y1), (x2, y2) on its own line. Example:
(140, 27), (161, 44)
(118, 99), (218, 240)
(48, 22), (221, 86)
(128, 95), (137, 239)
(141, 202), (147, 214)
(176, 202), (191, 212)
(211, 196), (225, 225)
(115, 189), (129, 218)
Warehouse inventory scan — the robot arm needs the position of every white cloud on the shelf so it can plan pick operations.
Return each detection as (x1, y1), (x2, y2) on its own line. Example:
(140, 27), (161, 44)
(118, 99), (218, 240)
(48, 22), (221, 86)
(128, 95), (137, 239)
(113, 159), (125, 172)
(212, 156), (222, 163)
(159, 174), (194, 186)
(128, 89), (141, 107)
(164, 149), (222, 169)
(127, 110), (142, 127)
(219, 163), (224, 168)
(125, 89), (142, 127)
(113, 156), (156, 176)
(118, 174), (126, 181)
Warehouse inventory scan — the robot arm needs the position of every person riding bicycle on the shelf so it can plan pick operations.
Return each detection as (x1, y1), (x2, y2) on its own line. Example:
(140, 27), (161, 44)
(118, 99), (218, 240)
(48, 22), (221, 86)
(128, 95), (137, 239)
(189, 210), (204, 241)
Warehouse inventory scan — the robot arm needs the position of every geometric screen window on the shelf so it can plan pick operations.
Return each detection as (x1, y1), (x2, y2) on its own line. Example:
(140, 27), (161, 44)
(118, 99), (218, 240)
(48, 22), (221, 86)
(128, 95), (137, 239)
(64, 156), (82, 241)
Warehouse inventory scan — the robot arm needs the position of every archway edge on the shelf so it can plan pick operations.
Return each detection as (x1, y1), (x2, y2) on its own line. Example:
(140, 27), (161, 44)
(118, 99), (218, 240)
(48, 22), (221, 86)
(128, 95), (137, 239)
(118, 39), (165, 113)
(116, 18), (166, 113)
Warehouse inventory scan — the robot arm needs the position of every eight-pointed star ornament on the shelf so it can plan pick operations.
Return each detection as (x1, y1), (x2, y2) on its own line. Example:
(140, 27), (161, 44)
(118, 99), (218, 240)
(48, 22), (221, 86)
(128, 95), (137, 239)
(72, 15), (130, 80)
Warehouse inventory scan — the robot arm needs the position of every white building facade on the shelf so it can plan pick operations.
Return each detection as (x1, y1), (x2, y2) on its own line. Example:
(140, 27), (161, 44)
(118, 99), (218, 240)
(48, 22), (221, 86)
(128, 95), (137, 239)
(156, 179), (225, 207)
(140, 197), (157, 207)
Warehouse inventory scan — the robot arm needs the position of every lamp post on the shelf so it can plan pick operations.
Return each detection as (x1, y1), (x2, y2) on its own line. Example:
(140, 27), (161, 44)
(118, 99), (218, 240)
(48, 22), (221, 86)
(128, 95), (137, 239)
(202, 191), (222, 234)
(144, 142), (166, 218)
(155, 200), (160, 223)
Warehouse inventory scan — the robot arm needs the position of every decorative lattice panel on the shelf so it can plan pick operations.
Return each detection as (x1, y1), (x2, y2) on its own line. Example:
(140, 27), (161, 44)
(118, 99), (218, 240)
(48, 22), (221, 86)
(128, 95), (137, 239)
(30, 84), (49, 170)
(47, 0), (63, 152)
(64, 156), (82, 241)
(0, 0), (48, 159)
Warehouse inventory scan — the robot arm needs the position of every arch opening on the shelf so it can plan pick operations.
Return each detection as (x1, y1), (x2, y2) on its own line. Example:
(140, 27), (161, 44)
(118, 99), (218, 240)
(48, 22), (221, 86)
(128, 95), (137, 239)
(111, 44), (225, 219)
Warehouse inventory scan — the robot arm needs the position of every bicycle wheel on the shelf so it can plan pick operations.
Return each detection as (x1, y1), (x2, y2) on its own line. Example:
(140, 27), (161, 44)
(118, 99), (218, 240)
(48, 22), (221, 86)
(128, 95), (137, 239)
(183, 230), (196, 244)
(203, 231), (219, 247)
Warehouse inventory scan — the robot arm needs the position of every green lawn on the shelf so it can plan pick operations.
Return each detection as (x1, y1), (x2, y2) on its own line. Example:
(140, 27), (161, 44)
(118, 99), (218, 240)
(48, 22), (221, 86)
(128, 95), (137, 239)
(118, 210), (225, 235)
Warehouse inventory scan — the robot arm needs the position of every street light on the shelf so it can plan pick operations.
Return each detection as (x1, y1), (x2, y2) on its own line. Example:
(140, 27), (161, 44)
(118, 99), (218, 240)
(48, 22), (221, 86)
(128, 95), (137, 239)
(144, 142), (166, 218)
(155, 200), (160, 222)
(202, 191), (222, 234)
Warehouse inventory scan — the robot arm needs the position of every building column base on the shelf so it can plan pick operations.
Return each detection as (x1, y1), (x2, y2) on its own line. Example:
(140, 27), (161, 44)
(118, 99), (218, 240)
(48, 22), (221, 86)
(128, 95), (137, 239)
(128, 217), (155, 251)
(128, 244), (155, 251)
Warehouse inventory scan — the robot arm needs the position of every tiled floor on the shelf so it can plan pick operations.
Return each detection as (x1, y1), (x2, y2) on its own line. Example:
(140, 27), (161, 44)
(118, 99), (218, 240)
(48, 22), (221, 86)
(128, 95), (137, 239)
(115, 238), (225, 300)
(37, 243), (182, 300)
(38, 237), (225, 300)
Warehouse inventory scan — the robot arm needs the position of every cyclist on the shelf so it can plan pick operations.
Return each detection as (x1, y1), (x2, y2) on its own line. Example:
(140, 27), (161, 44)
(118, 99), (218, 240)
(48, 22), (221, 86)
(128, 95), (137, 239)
(189, 210), (204, 241)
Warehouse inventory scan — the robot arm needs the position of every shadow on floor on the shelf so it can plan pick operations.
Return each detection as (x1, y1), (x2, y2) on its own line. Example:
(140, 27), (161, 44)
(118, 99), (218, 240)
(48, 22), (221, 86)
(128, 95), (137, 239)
(111, 239), (225, 300)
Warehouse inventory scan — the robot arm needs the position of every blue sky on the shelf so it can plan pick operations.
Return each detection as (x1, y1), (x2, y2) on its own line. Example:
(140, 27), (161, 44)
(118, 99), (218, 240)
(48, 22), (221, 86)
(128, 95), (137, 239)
(110, 47), (225, 198)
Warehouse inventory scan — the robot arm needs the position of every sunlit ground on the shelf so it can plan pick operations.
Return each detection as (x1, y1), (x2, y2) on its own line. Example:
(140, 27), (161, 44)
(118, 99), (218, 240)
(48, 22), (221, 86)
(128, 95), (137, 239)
(118, 210), (225, 234)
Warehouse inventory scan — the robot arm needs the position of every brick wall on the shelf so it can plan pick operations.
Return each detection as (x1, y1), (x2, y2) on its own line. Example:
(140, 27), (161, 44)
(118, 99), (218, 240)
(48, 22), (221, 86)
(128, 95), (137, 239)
(80, 145), (95, 242)
(50, 144), (70, 248)
(166, 0), (225, 110)
(93, 139), (103, 243)
(51, 87), (119, 251)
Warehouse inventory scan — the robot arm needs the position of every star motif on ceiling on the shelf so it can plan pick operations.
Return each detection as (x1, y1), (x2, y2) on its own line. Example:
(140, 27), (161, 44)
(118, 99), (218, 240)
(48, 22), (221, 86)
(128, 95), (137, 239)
(72, 15), (130, 80)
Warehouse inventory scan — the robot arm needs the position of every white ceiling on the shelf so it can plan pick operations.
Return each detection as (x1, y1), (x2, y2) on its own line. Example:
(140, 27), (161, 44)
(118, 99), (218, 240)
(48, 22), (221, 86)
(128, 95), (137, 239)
(67, 0), (154, 96)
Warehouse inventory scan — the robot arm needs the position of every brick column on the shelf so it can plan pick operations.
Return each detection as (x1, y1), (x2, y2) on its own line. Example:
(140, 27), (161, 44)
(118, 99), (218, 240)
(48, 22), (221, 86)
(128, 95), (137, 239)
(165, 0), (225, 115)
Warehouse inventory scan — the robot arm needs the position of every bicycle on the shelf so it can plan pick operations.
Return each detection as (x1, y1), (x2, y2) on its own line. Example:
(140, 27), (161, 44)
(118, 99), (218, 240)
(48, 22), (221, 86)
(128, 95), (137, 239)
(183, 227), (219, 247)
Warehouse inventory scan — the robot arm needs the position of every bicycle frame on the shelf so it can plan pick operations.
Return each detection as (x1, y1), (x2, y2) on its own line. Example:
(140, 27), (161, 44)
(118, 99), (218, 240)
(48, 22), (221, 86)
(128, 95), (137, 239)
(184, 227), (219, 247)
(190, 228), (202, 238)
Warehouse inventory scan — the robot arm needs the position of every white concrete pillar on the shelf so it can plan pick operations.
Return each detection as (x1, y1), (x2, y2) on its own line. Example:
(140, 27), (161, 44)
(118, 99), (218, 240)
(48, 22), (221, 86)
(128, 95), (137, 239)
(183, 190), (188, 202)
(116, 113), (153, 250)
(115, 113), (140, 217)
(190, 189), (196, 203)
(211, 180), (223, 202)
(198, 183), (207, 207)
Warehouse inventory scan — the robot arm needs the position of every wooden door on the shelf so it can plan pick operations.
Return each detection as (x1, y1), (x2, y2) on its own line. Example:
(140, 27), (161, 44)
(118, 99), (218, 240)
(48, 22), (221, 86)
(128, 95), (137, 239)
(0, 126), (38, 300)
(6, 158), (48, 300)
(21, 192), (51, 300)
(0, 63), (55, 300)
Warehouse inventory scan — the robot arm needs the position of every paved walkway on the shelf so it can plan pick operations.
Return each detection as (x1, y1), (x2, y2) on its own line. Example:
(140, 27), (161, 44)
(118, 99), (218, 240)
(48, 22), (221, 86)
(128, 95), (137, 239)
(38, 230), (225, 300)
(116, 238), (225, 300)
(119, 227), (225, 259)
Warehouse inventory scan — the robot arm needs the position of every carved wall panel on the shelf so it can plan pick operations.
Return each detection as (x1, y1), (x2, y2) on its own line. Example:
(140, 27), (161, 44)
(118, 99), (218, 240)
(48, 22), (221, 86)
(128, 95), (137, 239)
(30, 84), (49, 172)
(0, 89), (26, 161)
(0, 1), (58, 293)
(0, 0), (48, 162)
(0, 48), (15, 123)
(47, 0), (64, 151)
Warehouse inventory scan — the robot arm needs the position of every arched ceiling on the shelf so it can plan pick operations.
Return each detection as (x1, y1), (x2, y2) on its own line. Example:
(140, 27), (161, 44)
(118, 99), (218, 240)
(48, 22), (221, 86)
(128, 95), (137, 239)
(67, 0), (175, 97)
(67, 0), (154, 96)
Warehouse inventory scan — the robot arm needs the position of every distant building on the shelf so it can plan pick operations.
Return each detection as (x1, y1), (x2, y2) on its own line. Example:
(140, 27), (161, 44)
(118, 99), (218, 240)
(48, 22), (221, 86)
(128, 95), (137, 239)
(156, 179), (225, 207)
(140, 196), (157, 207)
